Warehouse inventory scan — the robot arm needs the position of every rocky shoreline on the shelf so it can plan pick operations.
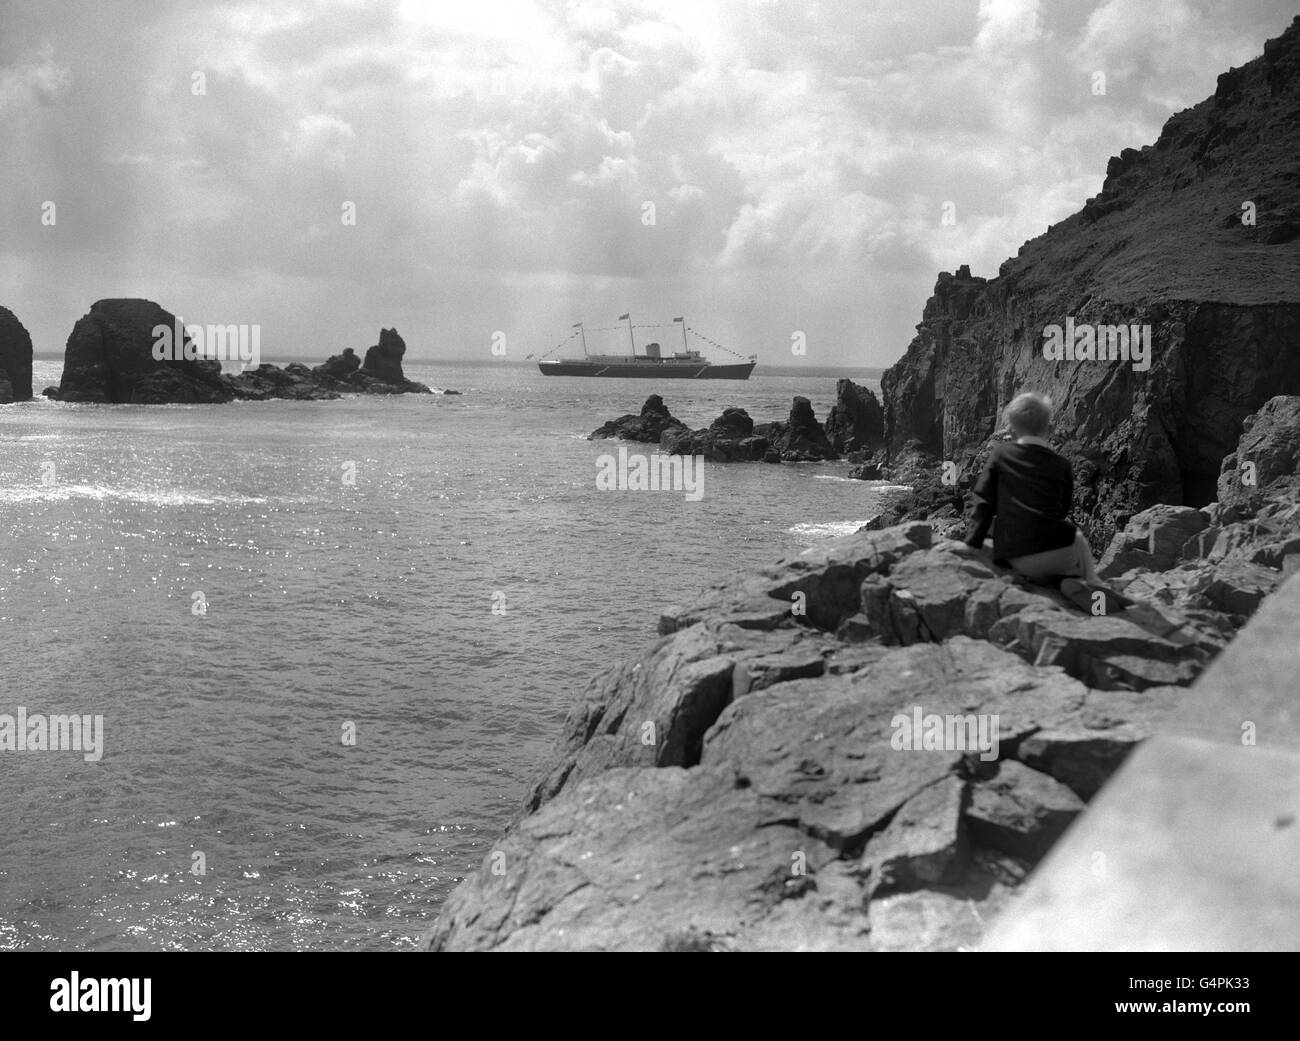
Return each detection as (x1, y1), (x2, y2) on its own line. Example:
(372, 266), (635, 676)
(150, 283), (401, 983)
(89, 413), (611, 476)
(424, 18), (1300, 951)
(0, 297), (452, 404)
(425, 396), (1299, 951)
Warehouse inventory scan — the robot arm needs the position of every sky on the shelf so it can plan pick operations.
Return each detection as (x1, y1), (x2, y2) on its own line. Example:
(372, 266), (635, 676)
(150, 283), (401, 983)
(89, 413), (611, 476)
(0, 0), (1295, 368)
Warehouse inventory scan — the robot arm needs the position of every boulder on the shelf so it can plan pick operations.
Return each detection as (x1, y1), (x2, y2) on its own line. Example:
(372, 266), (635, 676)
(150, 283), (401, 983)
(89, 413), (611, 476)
(1097, 504), (1210, 576)
(965, 761), (1085, 862)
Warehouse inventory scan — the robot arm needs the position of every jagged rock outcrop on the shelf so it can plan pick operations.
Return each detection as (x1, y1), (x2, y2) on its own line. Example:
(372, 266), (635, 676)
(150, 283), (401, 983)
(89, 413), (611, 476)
(425, 391), (1300, 952)
(589, 394), (688, 443)
(825, 378), (885, 458)
(350, 328), (432, 394)
(755, 396), (839, 461)
(1216, 394), (1300, 512)
(0, 305), (34, 402)
(660, 406), (775, 462)
(592, 395), (838, 463)
(43, 301), (434, 403)
(879, 16), (1300, 551)
(313, 347), (361, 381)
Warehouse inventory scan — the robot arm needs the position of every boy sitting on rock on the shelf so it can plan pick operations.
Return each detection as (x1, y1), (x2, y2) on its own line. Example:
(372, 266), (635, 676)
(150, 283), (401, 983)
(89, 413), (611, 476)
(964, 392), (1129, 613)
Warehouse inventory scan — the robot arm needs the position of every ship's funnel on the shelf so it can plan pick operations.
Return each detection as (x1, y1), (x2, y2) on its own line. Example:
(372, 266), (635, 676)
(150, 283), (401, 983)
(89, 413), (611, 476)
(645, 342), (661, 359)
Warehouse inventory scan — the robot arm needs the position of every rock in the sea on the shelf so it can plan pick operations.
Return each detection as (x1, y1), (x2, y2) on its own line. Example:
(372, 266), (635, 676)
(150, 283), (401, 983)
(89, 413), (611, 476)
(965, 760), (1085, 862)
(589, 394), (687, 442)
(313, 347), (361, 380)
(658, 406), (772, 462)
(825, 378), (885, 456)
(47, 299), (234, 404)
(348, 328), (433, 394)
(0, 305), (34, 402)
(45, 305), (433, 404)
(755, 396), (839, 461)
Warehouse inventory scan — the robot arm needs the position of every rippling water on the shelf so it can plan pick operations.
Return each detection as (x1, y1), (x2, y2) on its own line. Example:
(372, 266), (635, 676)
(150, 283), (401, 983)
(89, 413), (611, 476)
(0, 359), (886, 950)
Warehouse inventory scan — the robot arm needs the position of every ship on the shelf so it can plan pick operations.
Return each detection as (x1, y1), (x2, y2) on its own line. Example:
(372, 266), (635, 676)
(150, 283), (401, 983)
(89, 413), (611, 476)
(533, 315), (757, 379)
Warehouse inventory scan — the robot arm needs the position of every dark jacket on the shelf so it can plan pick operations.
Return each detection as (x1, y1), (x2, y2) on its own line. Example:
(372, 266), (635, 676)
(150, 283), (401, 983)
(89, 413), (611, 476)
(964, 440), (1076, 563)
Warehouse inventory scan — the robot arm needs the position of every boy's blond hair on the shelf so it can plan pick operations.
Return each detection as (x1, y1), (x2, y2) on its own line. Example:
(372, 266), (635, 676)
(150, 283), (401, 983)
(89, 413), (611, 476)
(1004, 392), (1053, 437)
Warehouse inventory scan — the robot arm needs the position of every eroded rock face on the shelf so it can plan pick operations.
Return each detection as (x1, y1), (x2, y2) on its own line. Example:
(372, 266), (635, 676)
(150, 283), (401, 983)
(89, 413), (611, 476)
(825, 378), (885, 457)
(590, 396), (838, 463)
(879, 16), (1300, 550)
(0, 305), (34, 402)
(48, 299), (234, 404)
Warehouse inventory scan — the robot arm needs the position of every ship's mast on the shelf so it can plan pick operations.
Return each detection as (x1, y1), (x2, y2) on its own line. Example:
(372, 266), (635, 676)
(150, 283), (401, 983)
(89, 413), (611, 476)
(677, 316), (688, 354)
(578, 322), (588, 356)
(625, 313), (635, 357)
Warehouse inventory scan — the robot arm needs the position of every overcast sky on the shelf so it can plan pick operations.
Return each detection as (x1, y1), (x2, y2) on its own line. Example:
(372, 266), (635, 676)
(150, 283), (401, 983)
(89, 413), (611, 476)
(1, 0), (1294, 368)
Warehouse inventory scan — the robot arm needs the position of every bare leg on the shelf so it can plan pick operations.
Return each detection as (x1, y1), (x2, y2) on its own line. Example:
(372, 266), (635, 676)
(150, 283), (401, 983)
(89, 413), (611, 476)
(1074, 530), (1101, 584)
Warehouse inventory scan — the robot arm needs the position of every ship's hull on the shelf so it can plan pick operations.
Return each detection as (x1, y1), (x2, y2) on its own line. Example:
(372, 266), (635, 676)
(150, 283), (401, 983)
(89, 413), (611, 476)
(538, 359), (756, 379)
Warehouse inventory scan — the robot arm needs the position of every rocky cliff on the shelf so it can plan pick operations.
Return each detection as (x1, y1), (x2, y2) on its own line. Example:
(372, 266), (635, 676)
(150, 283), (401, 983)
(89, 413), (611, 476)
(880, 15), (1300, 551)
(422, 396), (1300, 951)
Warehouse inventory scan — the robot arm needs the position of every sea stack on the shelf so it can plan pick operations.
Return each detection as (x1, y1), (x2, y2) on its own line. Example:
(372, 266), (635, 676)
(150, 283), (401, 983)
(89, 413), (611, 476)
(0, 305), (34, 402)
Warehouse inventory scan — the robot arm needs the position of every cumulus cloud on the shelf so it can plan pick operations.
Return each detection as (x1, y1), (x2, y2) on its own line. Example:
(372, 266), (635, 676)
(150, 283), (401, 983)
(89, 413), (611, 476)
(0, 0), (1293, 367)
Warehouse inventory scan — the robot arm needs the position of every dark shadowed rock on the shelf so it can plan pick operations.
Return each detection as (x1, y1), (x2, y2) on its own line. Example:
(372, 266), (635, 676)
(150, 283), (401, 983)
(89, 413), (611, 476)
(313, 347), (361, 380)
(48, 299), (234, 404)
(589, 394), (687, 442)
(825, 378), (885, 456)
(351, 328), (433, 393)
(0, 305), (34, 401)
(361, 327), (407, 382)
(756, 396), (839, 461)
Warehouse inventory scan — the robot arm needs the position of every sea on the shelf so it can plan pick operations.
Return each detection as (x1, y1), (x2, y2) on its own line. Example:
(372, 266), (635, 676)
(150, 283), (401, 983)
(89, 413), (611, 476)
(0, 357), (889, 951)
